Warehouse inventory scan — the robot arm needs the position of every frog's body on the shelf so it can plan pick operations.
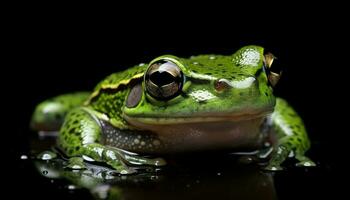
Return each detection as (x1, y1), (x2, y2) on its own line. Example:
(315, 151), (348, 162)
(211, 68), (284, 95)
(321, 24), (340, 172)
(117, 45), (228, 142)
(31, 46), (315, 173)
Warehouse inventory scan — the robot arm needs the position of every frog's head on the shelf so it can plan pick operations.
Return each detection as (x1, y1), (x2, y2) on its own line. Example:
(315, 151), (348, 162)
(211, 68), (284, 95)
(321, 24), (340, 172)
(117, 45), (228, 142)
(123, 46), (280, 127)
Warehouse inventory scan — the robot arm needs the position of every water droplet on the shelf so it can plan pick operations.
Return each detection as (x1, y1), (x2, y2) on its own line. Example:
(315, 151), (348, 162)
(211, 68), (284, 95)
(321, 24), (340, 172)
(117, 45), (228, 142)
(217, 172), (221, 176)
(155, 168), (162, 172)
(37, 151), (57, 160)
(238, 156), (254, 164)
(120, 170), (129, 175)
(154, 159), (166, 166)
(20, 155), (28, 160)
(209, 56), (216, 60)
(193, 62), (199, 65)
(68, 185), (76, 190)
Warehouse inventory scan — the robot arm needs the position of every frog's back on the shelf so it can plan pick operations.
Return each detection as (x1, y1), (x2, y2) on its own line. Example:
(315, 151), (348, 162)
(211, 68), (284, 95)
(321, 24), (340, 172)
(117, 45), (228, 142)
(85, 64), (147, 127)
(88, 64), (147, 100)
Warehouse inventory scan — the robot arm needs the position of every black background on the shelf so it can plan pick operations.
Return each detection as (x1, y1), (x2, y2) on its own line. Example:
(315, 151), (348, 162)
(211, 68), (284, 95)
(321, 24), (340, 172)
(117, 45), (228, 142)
(4, 4), (348, 199)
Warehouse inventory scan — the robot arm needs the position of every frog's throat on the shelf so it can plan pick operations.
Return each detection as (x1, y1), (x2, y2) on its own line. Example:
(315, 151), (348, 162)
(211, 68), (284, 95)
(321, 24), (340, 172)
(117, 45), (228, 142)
(122, 109), (273, 126)
(122, 111), (271, 153)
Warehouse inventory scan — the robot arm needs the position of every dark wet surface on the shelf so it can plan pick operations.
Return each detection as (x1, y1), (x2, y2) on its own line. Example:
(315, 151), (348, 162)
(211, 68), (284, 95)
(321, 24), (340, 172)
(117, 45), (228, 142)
(11, 131), (341, 200)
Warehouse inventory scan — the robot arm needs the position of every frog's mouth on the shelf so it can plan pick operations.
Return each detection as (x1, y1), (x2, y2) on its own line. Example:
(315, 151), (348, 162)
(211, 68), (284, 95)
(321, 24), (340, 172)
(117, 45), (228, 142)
(123, 108), (273, 126)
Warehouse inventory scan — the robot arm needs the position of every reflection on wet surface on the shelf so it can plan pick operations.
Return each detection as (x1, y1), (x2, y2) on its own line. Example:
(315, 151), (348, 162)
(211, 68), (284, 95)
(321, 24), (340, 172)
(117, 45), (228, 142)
(19, 132), (333, 200)
(32, 158), (277, 200)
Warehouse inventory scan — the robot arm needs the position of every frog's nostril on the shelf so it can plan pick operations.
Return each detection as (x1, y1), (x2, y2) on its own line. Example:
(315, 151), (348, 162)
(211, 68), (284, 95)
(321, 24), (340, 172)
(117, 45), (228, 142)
(214, 79), (232, 92)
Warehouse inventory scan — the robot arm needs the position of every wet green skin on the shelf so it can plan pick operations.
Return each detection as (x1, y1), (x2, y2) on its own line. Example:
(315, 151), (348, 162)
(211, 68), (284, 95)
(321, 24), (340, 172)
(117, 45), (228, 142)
(32, 46), (315, 173)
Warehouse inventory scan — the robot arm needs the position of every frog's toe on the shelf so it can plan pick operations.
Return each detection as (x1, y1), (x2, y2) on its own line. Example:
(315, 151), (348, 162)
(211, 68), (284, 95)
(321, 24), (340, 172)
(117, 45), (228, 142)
(66, 157), (87, 170)
(295, 156), (316, 167)
(264, 164), (283, 171)
(124, 155), (167, 166)
(116, 148), (167, 166)
(107, 160), (136, 175)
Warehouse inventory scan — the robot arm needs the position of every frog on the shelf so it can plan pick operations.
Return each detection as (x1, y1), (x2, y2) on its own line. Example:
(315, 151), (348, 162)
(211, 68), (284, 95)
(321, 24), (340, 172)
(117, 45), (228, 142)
(31, 45), (315, 174)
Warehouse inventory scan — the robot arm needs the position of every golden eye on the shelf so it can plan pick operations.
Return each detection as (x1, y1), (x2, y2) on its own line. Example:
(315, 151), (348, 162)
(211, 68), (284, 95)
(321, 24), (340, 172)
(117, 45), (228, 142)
(145, 60), (183, 100)
(264, 53), (282, 87)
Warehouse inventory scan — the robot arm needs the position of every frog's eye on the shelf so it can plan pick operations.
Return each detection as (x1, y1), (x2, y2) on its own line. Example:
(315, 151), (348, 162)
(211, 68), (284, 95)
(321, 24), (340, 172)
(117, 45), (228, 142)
(264, 53), (282, 87)
(145, 60), (183, 100)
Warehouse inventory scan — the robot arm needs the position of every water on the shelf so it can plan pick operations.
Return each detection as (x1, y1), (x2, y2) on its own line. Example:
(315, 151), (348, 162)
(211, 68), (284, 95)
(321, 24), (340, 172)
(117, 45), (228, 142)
(12, 132), (340, 200)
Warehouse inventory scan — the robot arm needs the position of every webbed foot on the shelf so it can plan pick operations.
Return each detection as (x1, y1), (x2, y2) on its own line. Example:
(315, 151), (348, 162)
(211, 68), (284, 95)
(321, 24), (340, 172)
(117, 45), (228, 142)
(82, 143), (166, 174)
(295, 155), (316, 167)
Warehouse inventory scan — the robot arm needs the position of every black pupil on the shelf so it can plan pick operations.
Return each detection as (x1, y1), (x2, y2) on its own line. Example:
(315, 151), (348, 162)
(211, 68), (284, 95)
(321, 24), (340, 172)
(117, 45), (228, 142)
(268, 58), (282, 74)
(150, 71), (176, 86)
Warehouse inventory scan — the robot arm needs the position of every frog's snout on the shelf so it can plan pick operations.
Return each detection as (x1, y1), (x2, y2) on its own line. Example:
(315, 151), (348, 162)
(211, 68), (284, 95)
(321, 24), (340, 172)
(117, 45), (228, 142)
(214, 79), (233, 92)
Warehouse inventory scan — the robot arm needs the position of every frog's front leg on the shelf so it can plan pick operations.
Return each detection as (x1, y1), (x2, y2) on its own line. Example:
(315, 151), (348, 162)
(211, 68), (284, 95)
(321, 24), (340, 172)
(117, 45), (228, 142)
(265, 98), (316, 170)
(59, 107), (165, 174)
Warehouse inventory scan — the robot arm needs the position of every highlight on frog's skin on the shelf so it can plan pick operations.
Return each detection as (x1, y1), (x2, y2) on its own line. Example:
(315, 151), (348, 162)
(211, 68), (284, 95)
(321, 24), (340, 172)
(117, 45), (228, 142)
(31, 45), (315, 174)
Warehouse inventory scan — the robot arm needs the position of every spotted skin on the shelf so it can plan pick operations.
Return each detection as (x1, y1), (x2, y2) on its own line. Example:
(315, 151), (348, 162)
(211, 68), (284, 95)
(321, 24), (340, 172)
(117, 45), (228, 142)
(59, 107), (165, 174)
(31, 92), (90, 131)
(267, 98), (315, 170)
(100, 120), (164, 153)
(32, 46), (315, 173)
(182, 46), (264, 80)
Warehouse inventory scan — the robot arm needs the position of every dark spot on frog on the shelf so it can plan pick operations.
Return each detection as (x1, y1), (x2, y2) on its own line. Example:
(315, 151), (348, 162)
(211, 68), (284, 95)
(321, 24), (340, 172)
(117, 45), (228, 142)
(297, 138), (302, 142)
(68, 149), (73, 155)
(265, 92), (269, 96)
(75, 146), (80, 151)
(69, 128), (76, 134)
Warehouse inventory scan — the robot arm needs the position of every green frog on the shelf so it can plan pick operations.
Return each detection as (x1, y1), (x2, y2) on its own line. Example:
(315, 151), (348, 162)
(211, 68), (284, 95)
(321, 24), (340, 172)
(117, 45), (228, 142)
(31, 46), (315, 174)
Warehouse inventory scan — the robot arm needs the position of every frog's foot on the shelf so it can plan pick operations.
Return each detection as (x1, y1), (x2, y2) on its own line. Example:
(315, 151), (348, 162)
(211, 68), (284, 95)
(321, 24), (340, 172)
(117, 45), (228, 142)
(257, 145), (274, 160)
(295, 154), (316, 167)
(82, 143), (166, 175)
(264, 146), (289, 171)
(264, 146), (316, 171)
